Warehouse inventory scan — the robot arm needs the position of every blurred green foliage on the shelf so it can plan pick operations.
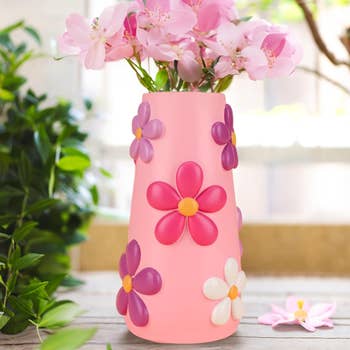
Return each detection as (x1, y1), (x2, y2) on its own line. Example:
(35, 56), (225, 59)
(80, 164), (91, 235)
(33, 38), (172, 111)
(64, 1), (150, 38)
(0, 20), (96, 337)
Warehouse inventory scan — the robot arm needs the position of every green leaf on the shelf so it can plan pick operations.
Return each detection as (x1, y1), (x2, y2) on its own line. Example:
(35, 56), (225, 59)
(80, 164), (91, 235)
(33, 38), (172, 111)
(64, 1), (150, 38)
(106, 344), (112, 350)
(64, 232), (87, 245)
(8, 295), (34, 316)
(12, 253), (43, 270)
(90, 185), (99, 206)
(38, 302), (83, 329)
(0, 20), (24, 35)
(13, 221), (37, 241)
(61, 275), (84, 288)
(57, 156), (91, 172)
(19, 281), (48, 297)
(24, 26), (41, 45)
(0, 88), (15, 101)
(0, 232), (11, 240)
(26, 198), (57, 215)
(99, 167), (113, 178)
(155, 69), (169, 90)
(1, 313), (29, 334)
(34, 126), (51, 162)
(40, 327), (97, 350)
(215, 75), (234, 93)
(18, 152), (32, 186)
(0, 314), (10, 330)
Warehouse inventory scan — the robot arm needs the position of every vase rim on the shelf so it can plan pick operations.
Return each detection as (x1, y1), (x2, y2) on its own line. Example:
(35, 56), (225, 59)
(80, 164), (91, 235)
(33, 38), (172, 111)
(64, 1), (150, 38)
(143, 91), (224, 96)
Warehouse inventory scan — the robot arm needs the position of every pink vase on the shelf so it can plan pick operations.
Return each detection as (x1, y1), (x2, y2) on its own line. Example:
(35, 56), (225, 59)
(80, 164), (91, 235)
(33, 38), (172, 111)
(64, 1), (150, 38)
(116, 92), (245, 344)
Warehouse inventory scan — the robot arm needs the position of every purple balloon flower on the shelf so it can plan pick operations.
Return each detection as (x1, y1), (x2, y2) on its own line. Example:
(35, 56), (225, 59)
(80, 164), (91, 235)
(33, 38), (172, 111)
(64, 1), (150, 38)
(129, 102), (164, 163)
(116, 240), (162, 327)
(211, 104), (238, 170)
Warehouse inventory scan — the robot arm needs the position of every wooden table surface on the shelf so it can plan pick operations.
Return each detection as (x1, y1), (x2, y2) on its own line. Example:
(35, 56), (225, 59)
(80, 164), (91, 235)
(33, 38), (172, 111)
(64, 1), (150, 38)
(2, 272), (350, 350)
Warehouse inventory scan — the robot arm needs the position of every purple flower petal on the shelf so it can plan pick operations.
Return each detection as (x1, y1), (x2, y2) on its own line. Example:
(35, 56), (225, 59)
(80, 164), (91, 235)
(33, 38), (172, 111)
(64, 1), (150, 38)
(132, 115), (140, 134)
(126, 240), (141, 276)
(224, 104), (234, 130)
(116, 288), (128, 315)
(119, 253), (128, 278)
(222, 143), (238, 170)
(139, 138), (154, 163)
(129, 139), (140, 160)
(212, 122), (230, 145)
(133, 268), (162, 295)
(137, 102), (151, 127)
(128, 290), (149, 327)
(142, 119), (163, 139)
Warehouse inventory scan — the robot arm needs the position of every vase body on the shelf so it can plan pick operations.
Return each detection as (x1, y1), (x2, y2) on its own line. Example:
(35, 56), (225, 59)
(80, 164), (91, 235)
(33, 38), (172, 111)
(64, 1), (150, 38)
(124, 92), (242, 344)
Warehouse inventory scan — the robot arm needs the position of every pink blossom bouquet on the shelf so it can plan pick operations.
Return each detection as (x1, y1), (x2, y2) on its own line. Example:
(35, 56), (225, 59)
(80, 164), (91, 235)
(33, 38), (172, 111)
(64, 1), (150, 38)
(59, 0), (302, 92)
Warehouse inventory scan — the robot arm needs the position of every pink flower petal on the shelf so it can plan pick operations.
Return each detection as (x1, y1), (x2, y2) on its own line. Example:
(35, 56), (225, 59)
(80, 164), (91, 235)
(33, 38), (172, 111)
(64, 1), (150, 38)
(212, 122), (230, 145)
(119, 253), (128, 278)
(116, 288), (128, 315)
(126, 239), (141, 276)
(137, 102), (151, 127)
(272, 319), (298, 327)
(271, 304), (289, 318)
(224, 104), (234, 130)
(155, 211), (186, 245)
(285, 297), (310, 313)
(177, 54), (202, 83)
(143, 119), (163, 139)
(197, 185), (227, 213)
(197, 2), (221, 32)
(176, 161), (203, 198)
(129, 139), (140, 160)
(84, 41), (106, 70)
(147, 182), (180, 210)
(222, 142), (238, 170)
(139, 138), (154, 163)
(188, 212), (218, 246)
(65, 13), (90, 47)
(258, 312), (284, 325)
(99, 3), (129, 37)
(308, 303), (336, 320)
(128, 290), (149, 327)
(299, 321), (316, 332)
(133, 268), (162, 295)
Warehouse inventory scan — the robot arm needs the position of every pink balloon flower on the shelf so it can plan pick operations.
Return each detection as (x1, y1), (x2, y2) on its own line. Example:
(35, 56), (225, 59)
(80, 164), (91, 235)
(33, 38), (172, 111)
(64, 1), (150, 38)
(259, 296), (336, 332)
(59, 3), (130, 69)
(147, 161), (227, 246)
(241, 25), (302, 80)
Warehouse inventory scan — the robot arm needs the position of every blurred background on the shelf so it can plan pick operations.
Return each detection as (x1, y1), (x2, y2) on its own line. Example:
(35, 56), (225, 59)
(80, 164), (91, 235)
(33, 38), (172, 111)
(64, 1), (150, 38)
(2, 0), (350, 275)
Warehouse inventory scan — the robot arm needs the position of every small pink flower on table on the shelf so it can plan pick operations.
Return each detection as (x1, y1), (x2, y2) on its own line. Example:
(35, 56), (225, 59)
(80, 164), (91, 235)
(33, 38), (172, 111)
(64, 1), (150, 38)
(147, 161), (227, 246)
(259, 296), (336, 332)
(129, 101), (164, 163)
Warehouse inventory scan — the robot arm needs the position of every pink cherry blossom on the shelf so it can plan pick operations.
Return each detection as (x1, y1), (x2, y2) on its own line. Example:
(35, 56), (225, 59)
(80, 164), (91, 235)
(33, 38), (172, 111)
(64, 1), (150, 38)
(258, 296), (336, 332)
(147, 161), (227, 246)
(59, 3), (130, 69)
(241, 25), (302, 80)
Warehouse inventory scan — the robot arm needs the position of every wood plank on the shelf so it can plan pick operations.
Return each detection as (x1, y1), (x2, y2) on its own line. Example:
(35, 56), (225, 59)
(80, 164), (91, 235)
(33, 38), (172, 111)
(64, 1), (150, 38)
(2, 273), (350, 350)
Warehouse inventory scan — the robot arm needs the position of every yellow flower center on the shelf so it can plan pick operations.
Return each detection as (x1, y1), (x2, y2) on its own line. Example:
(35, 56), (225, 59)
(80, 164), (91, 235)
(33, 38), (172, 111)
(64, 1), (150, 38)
(231, 132), (236, 146)
(122, 274), (133, 293)
(294, 300), (308, 322)
(135, 127), (143, 140)
(178, 197), (199, 217)
(228, 285), (239, 300)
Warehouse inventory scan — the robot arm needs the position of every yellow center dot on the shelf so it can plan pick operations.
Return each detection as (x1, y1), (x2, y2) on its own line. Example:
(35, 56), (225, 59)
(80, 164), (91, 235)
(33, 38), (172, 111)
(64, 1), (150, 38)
(135, 128), (143, 140)
(122, 275), (133, 293)
(178, 197), (199, 217)
(228, 285), (239, 300)
(231, 132), (236, 146)
(294, 300), (308, 322)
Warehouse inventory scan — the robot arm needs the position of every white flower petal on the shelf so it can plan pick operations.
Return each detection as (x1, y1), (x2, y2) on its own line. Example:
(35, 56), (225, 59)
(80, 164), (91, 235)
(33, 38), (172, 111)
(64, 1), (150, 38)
(232, 297), (244, 320)
(203, 277), (229, 300)
(211, 297), (231, 326)
(236, 270), (247, 292)
(225, 257), (238, 286)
